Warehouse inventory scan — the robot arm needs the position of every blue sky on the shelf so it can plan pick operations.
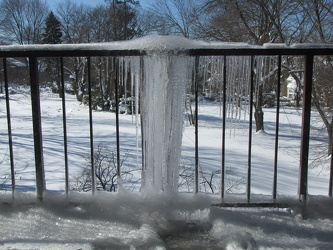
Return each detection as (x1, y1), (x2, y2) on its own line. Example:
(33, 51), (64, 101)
(48, 0), (151, 9)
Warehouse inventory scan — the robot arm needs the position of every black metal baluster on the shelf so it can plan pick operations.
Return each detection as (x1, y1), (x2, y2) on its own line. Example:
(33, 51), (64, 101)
(29, 57), (45, 200)
(3, 58), (15, 197)
(60, 58), (69, 195)
(299, 55), (314, 203)
(87, 57), (95, 194)
(221, 55), (227, 200)
(194, 56), (199, 193)
(247, 56), (255, 203)
(114, 57), (121, 191)
(329, 119), (333, 197)
(273, 55), (282, 200)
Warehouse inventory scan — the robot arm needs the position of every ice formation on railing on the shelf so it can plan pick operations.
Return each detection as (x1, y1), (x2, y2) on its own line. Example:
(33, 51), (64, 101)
(133, 55), (191, 194)
(125, 52), (278, 194)
(94, 37), (283, 194)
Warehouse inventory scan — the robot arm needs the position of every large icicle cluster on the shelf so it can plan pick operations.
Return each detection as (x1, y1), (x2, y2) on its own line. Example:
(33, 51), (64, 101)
(126, 54), (190, 194)
(198, 56), (252, 135)
(140, 55), (190, 194)
(117, 37), (279, 195)
(198, 56), (279, 136)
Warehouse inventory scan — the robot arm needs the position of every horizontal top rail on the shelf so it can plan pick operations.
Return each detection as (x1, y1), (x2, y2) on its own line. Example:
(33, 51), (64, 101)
(187, 47), (333, 56)
(1, 34), (333, 208)
(0, 35), (333, 57)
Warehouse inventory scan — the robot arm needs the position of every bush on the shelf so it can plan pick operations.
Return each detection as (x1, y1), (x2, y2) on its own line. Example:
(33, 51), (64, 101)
(70, 145), (136, 192)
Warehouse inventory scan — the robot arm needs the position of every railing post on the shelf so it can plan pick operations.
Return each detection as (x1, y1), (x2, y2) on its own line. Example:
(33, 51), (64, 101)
(114, 57), (121, 191)
(29, 57), (45, 200)
(299, 55), (314, 203)
(221, 55), (227, 199)
(247, 56), (255, 202)
(329, 115), (333, 197)
(194, 56), (199, 193)
(273, 55), (282, 200)
(60, 58), (69, 196)
(87, 57), (96, 195)
(3, 58), (16, 197)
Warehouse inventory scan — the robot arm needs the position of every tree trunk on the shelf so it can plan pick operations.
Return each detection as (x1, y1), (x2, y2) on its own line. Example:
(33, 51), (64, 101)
(99, 58), (105, 111)
(312, 88), (332, 156)
(254, 84), (264, 132)
(255, 108), (264, 132)
(57, 79), (63, 99)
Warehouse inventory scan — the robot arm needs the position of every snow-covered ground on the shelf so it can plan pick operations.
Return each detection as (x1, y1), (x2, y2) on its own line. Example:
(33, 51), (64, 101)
(0, 192), (332, 249)
(0, 89), (332, 249)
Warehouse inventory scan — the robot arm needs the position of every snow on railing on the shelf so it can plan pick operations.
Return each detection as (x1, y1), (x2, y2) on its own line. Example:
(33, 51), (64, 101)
(0, 36), (333, 206)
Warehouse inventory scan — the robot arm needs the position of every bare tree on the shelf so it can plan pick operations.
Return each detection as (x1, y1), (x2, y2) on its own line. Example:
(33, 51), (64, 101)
(313, 59), (333, 156)
(298, 0), (333, 156)
(200, 0), (305, 132)
(148, 0), (203, 38)
(178, 158), (245, 193)
(0, 0), (49, 44)
(56, 0), (91, 44)
(137, 9), (169, 36)
(55, 1), (91, 101)
(71, 145), (137, 192)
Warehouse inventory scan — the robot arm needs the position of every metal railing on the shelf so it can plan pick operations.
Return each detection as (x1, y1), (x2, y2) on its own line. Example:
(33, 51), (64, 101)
(1, 42), (333, 205)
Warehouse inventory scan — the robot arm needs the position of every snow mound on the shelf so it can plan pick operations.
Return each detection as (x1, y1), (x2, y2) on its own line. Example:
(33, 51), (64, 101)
(210, 220), (257, 250)
(0, 192), (333, 249)
(115, 35), (251, 52)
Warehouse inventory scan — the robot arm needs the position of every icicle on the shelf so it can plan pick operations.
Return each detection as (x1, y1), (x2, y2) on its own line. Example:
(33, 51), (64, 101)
(130, 62), (134, 124)
(226, 57), (232, 137)
(217, 56), (223, 118)
(230, 57), (237, 137)
(244, 56), (250, 122)
(235, 58), (240, 136)
(223, 56), (254, 136)
(124, 58), (129, 111)
(263, 56), (267, 92)
(129, 56), (141, 170)
(141, 55), (189, 195)
(255, 56), (263, 108)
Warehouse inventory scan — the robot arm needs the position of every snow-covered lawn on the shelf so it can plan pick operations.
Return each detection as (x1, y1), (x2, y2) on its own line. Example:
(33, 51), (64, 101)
(0, 90), (332, 249)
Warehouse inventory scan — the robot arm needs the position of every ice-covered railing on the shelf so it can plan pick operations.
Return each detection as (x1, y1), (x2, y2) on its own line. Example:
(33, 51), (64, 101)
(1, 35), (333, 206)
(2, 35), (333, 56)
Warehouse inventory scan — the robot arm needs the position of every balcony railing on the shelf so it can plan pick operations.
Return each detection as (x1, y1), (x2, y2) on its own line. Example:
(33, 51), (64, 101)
(1, 36), (332, 206)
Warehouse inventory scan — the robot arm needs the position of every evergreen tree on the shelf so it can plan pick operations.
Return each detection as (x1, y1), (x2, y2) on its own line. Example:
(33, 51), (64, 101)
(42, 12), (63, 97)
(42, 12), (62, 44)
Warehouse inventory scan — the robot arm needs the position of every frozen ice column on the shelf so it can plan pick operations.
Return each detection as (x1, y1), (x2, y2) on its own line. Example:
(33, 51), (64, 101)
(141, 55), (188, 194)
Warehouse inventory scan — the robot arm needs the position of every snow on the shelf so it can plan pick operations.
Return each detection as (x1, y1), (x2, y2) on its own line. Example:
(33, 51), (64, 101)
(0, 35), (255, 53)
(263, 43), (289, 48)
(1, 35), (332, 56)
(0, 35), (332, 248)
(0, 192), (332, 249)
(1, 88), (332, 248)
(1, 36), (332, 62)
(290, 43), (333, 49)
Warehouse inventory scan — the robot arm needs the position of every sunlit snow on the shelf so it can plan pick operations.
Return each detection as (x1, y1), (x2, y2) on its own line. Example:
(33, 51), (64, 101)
(0, 35), (332, 249)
